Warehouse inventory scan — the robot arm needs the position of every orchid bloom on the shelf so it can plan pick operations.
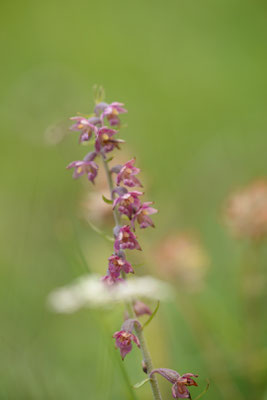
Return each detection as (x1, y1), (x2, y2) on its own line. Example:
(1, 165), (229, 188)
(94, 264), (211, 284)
(113, 191), (143, 219)
(113, 330), (140, 360)
(70, 116), (99, 143)
(66, 160), (98, 183)
(132, 202), (158, 229)
(95, 102), (127, 126)
(116, 158), (142, 187)
(108, 254), (134, 279)
(95, 127), (124, 154)
(114, 225), (142, 251)
(150, 369), (198, 399)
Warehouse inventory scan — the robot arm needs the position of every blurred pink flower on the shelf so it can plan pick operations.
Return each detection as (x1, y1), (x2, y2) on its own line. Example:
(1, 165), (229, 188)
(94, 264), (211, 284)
(133, 300), (152, 316)
(153, 233), (209, 290)
(95, 101), (127, 126)
(224, 179), (267, 240)
(70, 116), (100, 143)
(101, 274), (124, 286)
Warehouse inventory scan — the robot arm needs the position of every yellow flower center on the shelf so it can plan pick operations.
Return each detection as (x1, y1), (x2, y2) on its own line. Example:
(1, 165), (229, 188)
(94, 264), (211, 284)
(102, 134), (109, 142)
(77, 166), (83, 174)
(119, 332), (131, 343)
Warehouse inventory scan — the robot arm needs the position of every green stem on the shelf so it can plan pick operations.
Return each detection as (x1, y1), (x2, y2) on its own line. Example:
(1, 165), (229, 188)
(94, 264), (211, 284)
(126, 302), (162, 400)
(101, 154), (162, 400)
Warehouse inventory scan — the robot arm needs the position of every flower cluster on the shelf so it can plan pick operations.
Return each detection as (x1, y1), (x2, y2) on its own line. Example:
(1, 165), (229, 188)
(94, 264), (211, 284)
(67, 101), (126, 182)
(67, 97), (157, 286)
(65, 93), (199, 399)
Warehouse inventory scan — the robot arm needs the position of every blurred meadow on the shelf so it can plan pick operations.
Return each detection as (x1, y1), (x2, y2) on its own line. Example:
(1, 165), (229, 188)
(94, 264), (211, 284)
(1, 0), (267, 399)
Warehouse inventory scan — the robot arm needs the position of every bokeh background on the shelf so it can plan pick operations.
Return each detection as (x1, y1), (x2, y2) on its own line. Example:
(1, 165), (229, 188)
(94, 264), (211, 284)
(1, 0), (267, 399)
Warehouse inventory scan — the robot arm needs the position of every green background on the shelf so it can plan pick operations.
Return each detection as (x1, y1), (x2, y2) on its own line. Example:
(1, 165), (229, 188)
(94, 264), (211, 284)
(1, 0), (267, 399)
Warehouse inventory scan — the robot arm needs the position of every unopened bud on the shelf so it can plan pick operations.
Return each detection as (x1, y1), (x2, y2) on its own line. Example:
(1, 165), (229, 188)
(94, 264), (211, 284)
(113, 225), (121, 238)
(110, 164), (122, 174)
(134, 300), (152, 317)
(142, 360), (148, 374)
(83, 151), (97, 162)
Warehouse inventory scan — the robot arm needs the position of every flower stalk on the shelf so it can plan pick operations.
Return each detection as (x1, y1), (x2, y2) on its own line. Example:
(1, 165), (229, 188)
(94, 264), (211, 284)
(102, 152), (162, 400)
(63, 90), (199, 400)
(101, 155), (120, 227)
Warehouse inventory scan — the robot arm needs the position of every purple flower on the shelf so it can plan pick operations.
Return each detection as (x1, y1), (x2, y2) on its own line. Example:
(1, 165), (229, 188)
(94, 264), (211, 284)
(132, 202), (158, 229)
(66, 160), (98, 183)
(113, 330), (140, 360)
(101, 274), (124, 286)
(114, 225), (142, 251)
(116, 158), (142, 187)
(95, 127), (124, 154)
(95, 102), (127, 126)
(150, 369), (198, 399)
(113, 191), (143, 219)
(70, 116), (99, 143)
(108, 254), (134, 279)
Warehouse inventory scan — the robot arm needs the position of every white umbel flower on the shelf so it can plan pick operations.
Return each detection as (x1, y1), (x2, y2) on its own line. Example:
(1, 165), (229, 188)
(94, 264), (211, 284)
(48, 274), (174, 313)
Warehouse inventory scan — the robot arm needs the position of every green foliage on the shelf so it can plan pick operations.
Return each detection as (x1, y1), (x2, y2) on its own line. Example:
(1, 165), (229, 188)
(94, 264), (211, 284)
(102, 194), (113, 204)
(133, 378), (151, 389)
(143, 301), (160, 329)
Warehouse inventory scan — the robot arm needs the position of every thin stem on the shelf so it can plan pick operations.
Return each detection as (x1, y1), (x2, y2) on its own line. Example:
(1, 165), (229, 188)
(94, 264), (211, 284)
(126, 302), (162, 400)
(101, 154), (120, 227)
(101, 154), (163, 400)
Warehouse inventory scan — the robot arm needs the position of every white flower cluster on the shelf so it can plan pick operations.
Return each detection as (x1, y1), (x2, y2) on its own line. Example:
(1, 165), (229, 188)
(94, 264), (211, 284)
(47, 274), (174, 313)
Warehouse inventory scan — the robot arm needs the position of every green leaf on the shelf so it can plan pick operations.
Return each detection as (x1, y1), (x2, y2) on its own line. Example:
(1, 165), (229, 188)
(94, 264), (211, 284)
(106, 156), (114, 163)
(143, 301), (160, 329)
(133, 378), (150, 389)
(87, 220), (114, 242)
(194, 380), (210, 400)
(102, 195), (113, 204)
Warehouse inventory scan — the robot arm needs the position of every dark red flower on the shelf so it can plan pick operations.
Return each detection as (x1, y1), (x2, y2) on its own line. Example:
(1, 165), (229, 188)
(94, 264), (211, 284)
(150, 369), (198, 399)
(113, 330), (140, 360)
(114, 225), (142, 251)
